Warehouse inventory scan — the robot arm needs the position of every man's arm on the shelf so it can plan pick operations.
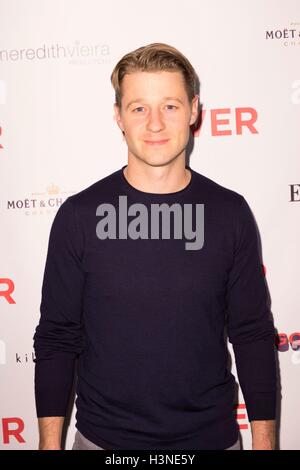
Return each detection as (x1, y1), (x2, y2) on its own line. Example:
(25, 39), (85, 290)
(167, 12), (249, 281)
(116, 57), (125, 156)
(38, 417), (64, 450)
(250, 420), (276, 450)
(226, 196), (277, 450)
(33, 198), (85, 450)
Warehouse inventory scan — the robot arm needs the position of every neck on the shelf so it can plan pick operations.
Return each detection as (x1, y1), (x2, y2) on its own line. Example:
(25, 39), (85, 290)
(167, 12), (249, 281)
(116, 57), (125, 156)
(123, 158), (191, 194)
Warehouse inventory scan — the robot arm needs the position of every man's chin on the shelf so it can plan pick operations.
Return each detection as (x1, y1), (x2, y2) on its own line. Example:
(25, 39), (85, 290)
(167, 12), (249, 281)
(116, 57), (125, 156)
(146, 159), (178, 168)
(137, 153), (181, 168)
(128, 147), (185, 167)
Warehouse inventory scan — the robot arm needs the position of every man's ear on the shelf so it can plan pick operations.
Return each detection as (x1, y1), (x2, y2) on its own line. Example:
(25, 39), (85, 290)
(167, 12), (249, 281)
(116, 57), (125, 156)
(114, 103), (125, 133)
(189, 95), (199, 126)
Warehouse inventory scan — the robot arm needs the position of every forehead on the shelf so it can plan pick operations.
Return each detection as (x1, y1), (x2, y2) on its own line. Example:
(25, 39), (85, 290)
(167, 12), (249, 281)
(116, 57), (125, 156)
(121, 71), (187, 102)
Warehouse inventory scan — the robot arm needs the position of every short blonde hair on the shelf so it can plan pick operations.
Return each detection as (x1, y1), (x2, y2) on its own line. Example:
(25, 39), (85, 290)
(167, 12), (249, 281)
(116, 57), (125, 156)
(110, 42), (199, 109)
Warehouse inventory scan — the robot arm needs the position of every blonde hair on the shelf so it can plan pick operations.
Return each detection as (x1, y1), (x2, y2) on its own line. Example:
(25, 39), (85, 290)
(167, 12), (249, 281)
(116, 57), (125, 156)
(110, 42), (199, 109)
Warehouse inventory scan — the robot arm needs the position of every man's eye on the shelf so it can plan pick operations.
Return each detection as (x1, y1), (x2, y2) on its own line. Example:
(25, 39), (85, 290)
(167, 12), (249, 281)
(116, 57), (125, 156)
(133, 107), (144, 112)
(166, 105), (177, 110)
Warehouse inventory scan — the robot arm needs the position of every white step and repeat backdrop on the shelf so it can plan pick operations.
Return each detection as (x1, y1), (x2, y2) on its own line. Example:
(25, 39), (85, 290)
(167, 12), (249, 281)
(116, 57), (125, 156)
(0, 0), (299, 450)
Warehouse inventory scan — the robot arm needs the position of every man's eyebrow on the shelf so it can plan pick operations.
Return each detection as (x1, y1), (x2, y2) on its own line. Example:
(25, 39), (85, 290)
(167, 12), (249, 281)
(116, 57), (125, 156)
(126, 99), (143, 110)
(163, 97), (184, 104)
(125, 97), (184, 110)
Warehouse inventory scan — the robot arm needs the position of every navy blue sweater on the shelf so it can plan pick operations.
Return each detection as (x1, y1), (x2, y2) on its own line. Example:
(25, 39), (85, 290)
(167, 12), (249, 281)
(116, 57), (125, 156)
(33, 165), (277, 450)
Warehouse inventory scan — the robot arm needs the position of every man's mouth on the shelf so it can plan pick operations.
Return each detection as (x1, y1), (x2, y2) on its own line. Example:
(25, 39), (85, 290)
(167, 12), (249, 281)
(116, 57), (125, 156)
(144, 139), (170, 145)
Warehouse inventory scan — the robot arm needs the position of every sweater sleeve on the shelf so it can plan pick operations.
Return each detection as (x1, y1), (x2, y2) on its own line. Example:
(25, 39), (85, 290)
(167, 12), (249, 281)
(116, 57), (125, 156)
(33, 197), (85, 417)
(226, 196), (277, 422)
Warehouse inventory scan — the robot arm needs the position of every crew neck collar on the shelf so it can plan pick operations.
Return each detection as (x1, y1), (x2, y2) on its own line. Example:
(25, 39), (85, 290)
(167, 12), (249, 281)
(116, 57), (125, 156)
(120, 164), (195, 198)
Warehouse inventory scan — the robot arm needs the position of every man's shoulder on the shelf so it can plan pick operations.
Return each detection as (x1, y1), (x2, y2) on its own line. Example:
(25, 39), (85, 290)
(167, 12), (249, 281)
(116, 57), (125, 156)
(192, 168), (245, 207)
(66, 167), (122, 208)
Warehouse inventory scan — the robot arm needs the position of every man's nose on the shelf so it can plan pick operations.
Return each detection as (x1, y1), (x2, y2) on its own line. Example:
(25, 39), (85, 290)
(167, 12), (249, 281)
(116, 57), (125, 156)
(146, 109), (165, 132)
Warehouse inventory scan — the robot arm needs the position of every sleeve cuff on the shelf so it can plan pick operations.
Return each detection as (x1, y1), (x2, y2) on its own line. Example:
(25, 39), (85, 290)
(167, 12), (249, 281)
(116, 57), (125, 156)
(34, 356), (76, 417)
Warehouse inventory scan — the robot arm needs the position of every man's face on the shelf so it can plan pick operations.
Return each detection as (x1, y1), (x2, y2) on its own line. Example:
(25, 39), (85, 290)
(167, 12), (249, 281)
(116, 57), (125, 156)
(114, 71), (198, 167)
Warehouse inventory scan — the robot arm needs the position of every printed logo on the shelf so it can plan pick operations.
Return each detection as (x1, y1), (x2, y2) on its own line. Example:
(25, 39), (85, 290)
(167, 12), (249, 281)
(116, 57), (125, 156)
(234, 404), (248, 430)
(265, 23), (300, 47)
(276, 332), (300, 352)
(6, 183), (76, 216)
(0, 278), (16, 304)
(15, 351), (36, 365)
(96, 196), (204, 251)
(289, 184), (300, 202)
(0, 41), (110, 65)
(1, 418), (25, 444)
(0, 126), (3, 150)
(193, 107), (258, 137)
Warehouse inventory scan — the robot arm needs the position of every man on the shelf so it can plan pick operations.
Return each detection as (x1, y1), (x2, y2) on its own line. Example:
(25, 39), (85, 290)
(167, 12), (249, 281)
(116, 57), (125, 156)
(33, 43), (277, 450)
